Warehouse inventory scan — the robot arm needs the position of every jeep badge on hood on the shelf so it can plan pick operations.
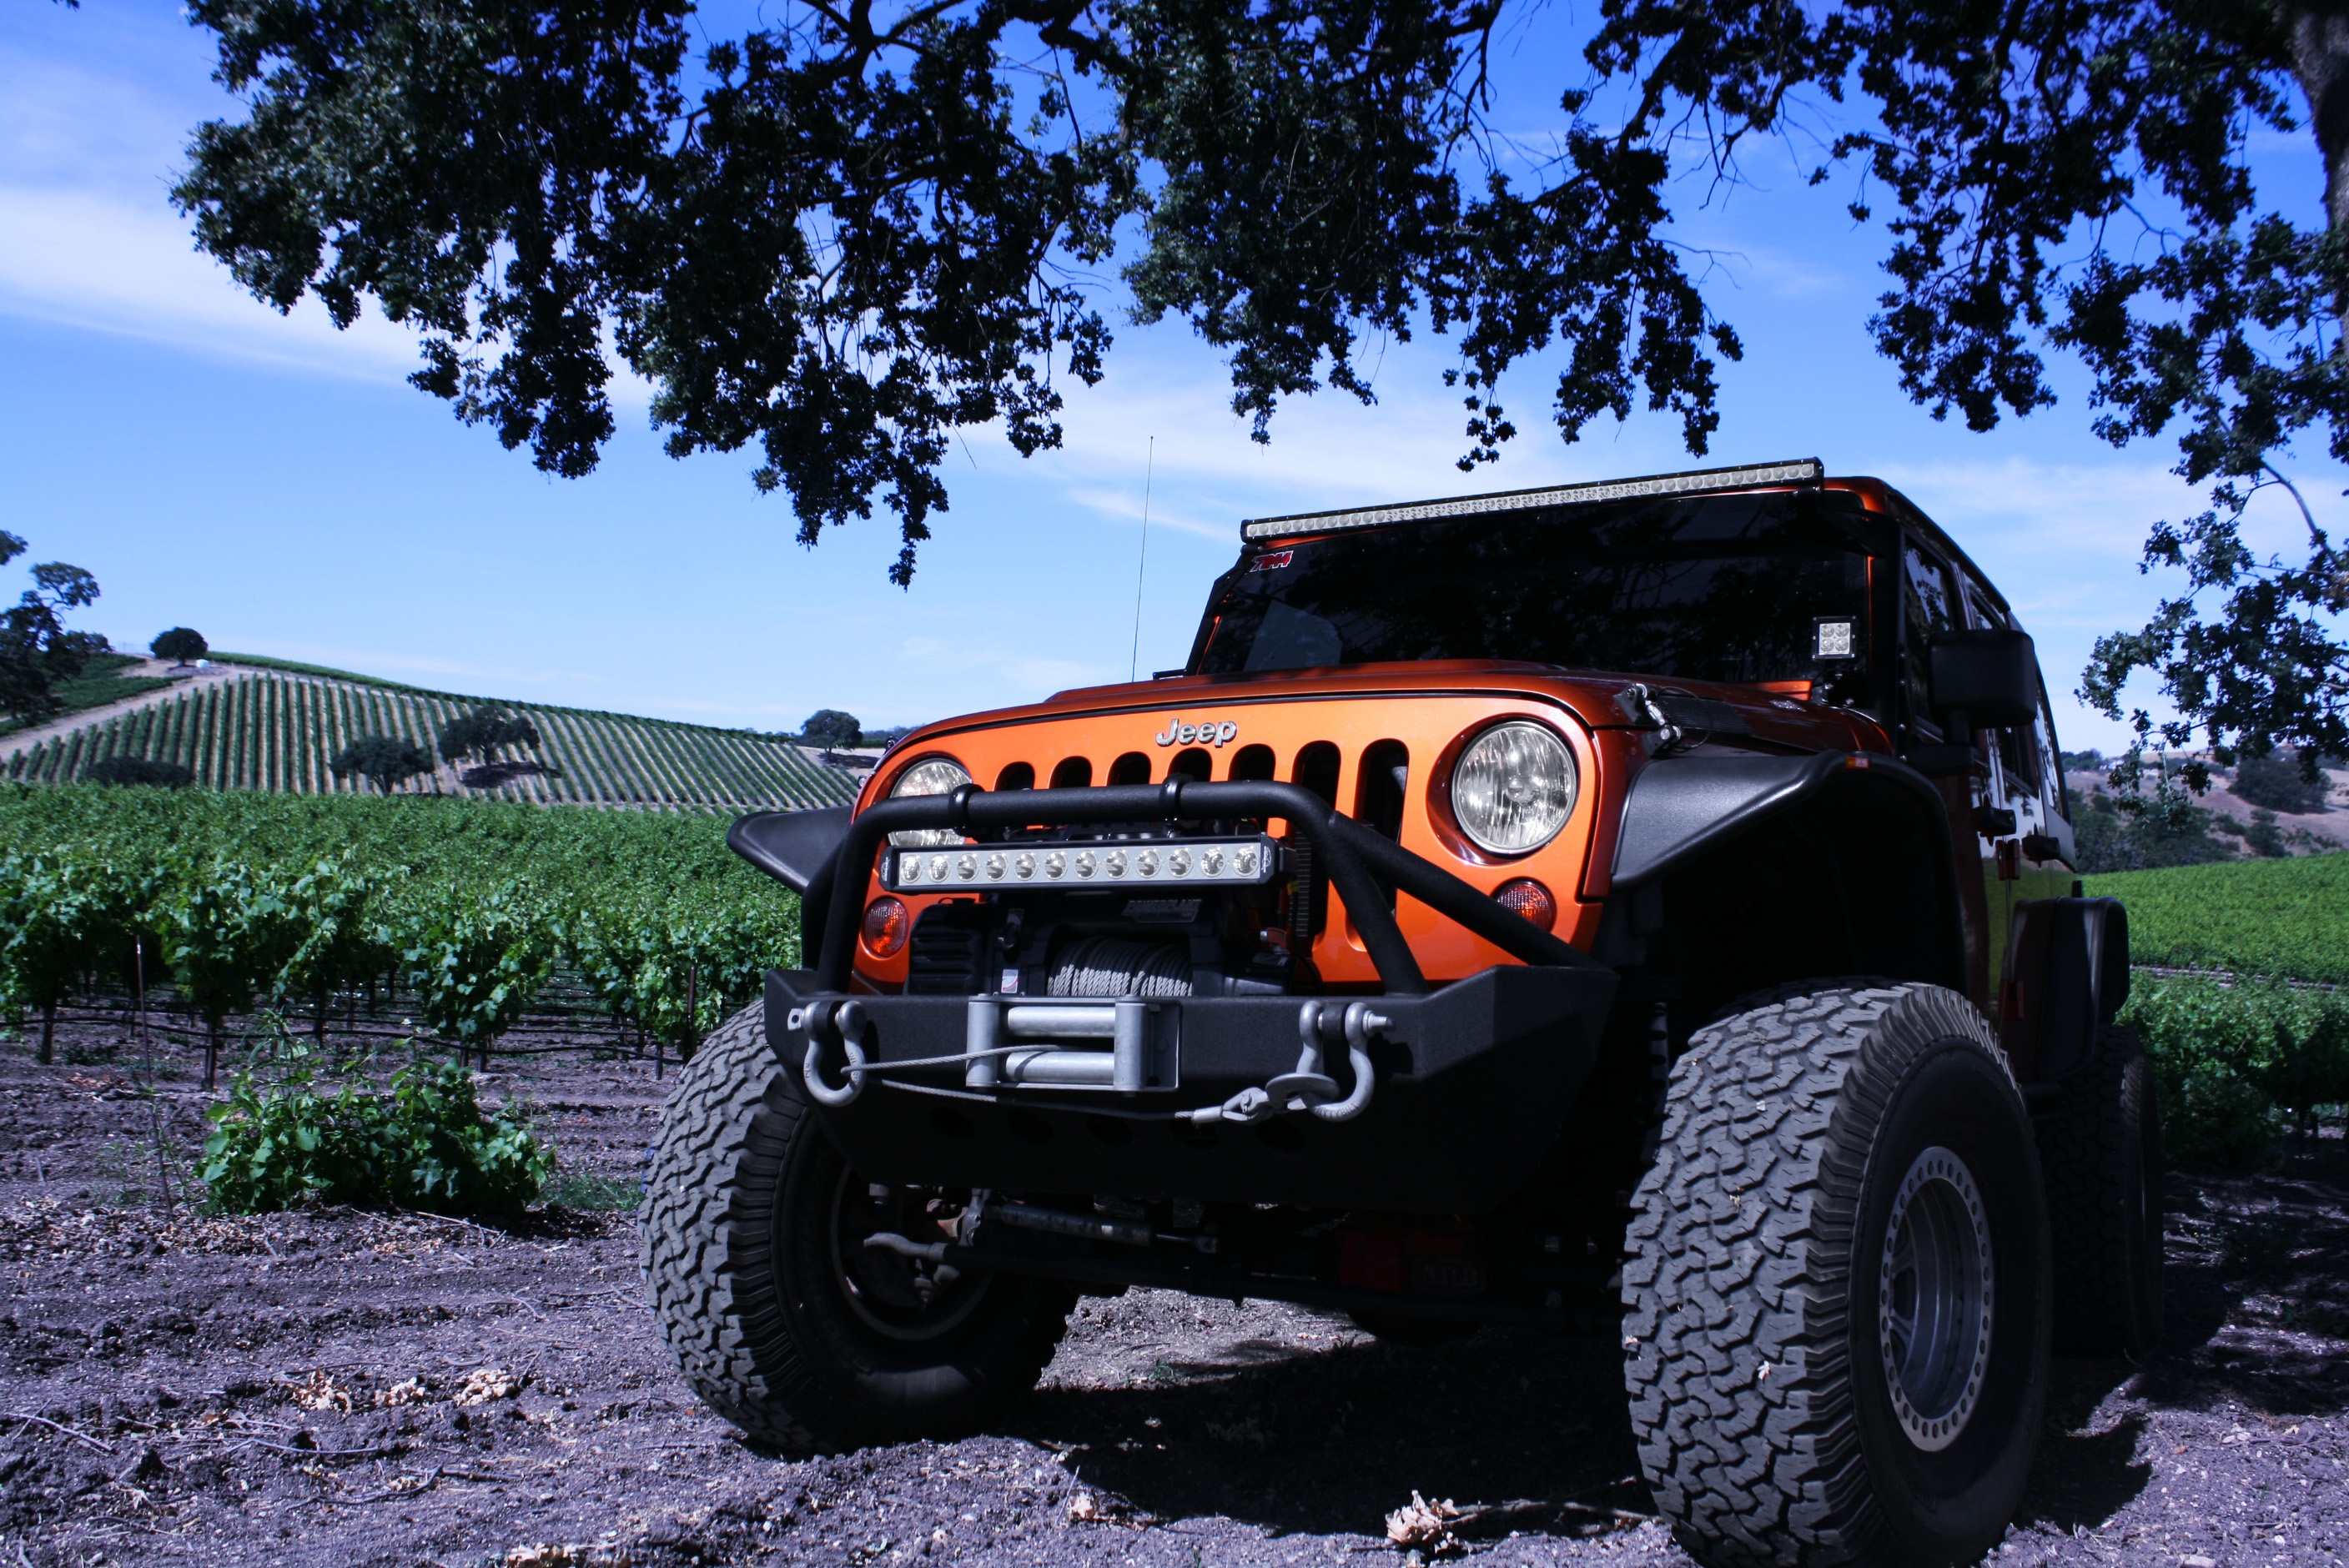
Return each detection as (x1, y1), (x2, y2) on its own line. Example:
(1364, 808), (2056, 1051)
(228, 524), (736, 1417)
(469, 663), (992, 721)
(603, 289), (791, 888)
(1154, 719), (1240, 746)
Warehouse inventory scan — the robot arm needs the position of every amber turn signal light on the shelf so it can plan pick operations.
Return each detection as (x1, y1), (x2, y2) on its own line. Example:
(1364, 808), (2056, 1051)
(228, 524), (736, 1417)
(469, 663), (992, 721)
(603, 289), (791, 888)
(861, 897), (911, 957)
(1491, 877), (1557, 932)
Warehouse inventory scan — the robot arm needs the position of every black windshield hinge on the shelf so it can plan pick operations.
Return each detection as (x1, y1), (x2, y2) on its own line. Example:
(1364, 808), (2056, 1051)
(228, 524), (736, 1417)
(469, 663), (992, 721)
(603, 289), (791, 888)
(1616, 683), (1689, 757)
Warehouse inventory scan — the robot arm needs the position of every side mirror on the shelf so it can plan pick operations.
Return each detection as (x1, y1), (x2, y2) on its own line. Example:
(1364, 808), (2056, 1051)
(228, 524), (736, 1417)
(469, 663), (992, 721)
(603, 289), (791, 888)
(1929, 628), (2039, 736)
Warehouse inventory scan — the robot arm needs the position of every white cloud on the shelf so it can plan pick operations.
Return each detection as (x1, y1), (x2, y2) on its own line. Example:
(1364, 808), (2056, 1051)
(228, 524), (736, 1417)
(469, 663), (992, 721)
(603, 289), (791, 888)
(1006, 656), (1109, 693)
(1693, 241), (1850, 299)
(0, 38), (439, 378)
(1059, 485), (1231, 542)
(0, 182), (673, 412)
(0, 37), (665, 403)
(1022, 356), (1631, 516)
(1879, 455), (2191, 525)
(0, 185), (425, 379)
(0, 43), (197, 193)
(886, 628), (1122, 705)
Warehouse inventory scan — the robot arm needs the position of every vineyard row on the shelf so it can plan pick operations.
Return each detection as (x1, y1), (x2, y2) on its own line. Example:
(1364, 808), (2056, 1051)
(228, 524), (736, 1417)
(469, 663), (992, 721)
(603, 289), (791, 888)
(4, 672), (858, 812)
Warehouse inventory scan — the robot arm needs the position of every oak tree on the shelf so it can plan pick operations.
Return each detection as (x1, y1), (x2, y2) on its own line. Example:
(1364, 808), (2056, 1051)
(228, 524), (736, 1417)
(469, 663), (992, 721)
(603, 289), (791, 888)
(168, 1), (2349, 756)
(330, 735), (436, 794)
(0, 532), (107, 725)
(150, 627), (209, 665)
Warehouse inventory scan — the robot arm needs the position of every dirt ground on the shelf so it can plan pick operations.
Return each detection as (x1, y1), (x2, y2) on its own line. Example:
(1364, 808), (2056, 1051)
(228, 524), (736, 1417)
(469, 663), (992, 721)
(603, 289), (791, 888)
(3, 1014), (2346, 1568)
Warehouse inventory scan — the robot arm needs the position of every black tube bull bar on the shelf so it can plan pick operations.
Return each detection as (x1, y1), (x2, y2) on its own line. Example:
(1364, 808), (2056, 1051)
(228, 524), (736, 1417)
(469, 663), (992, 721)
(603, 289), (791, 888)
(814, 779), (1607, 993)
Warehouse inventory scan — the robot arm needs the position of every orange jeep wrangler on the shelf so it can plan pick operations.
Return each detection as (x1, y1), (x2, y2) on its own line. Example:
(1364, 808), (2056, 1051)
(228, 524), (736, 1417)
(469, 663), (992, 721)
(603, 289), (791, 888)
(647, 459), (2158, 1566)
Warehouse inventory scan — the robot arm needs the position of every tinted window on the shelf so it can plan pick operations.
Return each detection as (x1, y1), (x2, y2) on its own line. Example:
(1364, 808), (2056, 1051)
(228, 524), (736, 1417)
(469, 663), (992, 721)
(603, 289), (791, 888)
(1197, 493), (1875, 690)
(1960, 577), (2043, 807)
(1902, 540), (1954, 733)
(2035, 688), (2066, 822)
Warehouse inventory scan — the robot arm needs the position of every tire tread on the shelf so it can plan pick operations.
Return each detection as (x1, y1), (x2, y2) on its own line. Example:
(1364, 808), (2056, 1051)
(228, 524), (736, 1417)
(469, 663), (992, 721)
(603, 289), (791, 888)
(2035, 1024), (2162, 1357)
(641, 1001), (1072, 1450)
(1624, 983), (2029, 1567)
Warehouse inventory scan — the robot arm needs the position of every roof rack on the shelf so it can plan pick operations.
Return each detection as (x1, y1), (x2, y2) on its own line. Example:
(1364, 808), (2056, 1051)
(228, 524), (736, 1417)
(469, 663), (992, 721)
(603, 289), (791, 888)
(1239, 457), (1824, 542)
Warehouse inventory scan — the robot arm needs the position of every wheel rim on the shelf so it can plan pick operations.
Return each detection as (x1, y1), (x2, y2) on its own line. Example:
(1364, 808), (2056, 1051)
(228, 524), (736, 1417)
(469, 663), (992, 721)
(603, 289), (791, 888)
(824, 1171), (992, 1344)
(1878, 1145), (1994, 1452)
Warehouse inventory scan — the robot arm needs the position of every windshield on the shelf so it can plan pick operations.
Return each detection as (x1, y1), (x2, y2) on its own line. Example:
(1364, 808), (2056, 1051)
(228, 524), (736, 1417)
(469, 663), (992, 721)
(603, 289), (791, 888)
(1194, 490), (1876, 691)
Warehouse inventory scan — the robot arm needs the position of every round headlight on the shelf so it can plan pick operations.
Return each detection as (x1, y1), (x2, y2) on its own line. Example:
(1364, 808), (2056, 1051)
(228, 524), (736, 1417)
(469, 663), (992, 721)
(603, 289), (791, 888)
(1450, 722), (1577, 855)
(887, 756), (973, 848)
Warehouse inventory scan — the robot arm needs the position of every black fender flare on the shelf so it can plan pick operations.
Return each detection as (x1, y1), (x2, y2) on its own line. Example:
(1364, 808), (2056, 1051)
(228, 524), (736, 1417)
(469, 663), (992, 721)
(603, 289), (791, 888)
(2004, 897), (2130, 1079)
(1609, 750), (1968, 994)
(730, 807), (852, 960)
(1611, 751), (1952, 888)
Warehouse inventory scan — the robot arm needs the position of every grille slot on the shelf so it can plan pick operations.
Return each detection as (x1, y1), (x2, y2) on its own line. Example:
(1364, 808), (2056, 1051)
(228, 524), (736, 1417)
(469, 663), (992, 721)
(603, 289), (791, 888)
(905, 903), (991, 995)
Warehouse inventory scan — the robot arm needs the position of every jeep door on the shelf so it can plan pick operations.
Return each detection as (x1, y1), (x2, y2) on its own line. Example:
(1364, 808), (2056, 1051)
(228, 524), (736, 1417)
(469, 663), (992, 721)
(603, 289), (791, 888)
(1900, 534), (1997, 1010)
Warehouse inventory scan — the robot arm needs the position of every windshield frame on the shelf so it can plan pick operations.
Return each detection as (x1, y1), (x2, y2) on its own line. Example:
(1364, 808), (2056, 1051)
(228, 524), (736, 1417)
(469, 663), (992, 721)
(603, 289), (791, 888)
(1184, 485), (1891, 698)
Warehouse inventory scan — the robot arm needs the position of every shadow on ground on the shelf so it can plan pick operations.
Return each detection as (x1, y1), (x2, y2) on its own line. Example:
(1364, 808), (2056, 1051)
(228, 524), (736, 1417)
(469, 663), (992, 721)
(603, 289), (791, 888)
(1017, 1327), (1647, 1539)
(1016, 1155), (2349, 1546)
(2139, 1161), (2349, 1420)
(2018, 1156), (2349, 1533)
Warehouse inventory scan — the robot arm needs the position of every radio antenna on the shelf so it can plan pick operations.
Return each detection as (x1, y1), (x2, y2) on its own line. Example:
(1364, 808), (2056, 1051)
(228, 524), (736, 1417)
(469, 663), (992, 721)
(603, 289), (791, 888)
(1129, 435), (1154, 682)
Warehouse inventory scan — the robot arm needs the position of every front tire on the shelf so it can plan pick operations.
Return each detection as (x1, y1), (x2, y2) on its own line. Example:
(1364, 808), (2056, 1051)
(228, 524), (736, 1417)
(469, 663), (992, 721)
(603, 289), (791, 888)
(642, 1001), (1075, 1451)
(1624, 983), (2051, 1567)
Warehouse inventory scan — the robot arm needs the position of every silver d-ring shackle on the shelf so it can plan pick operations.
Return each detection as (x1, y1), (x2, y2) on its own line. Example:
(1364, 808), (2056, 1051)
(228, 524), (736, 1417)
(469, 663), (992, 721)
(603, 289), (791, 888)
(795, 998), (870, 1107)
(1265, 1000), (1386, 1123)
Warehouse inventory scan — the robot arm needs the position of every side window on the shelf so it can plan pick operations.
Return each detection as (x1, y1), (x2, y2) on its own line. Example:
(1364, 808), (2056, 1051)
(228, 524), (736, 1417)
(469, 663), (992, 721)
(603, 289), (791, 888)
(1901, 541), (1954, 734)
(2005, 687), (2044, 804)
(2036, 685), (2069, 822)
(1960, 577), (2044, 811)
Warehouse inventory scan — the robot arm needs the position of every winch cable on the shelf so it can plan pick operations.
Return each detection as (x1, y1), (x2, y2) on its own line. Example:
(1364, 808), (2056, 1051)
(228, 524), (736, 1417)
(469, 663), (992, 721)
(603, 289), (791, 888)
(1046, 937), (1191, 998)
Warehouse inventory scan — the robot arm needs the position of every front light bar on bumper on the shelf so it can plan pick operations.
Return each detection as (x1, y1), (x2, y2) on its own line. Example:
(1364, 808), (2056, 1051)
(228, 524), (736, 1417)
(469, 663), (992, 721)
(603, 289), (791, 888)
(812, 778), (1600, 993)
(742, 779), (1618, 1213)
(885, 835), (1282, 892)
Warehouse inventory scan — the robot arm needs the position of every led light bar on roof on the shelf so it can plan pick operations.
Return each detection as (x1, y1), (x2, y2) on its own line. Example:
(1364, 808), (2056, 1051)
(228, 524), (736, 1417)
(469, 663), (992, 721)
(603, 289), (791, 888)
(1240, 457), (1824, 541)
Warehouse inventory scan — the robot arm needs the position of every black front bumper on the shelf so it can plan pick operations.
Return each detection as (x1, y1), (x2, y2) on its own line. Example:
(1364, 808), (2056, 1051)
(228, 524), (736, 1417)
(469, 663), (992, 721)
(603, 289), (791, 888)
(767, 962), (1615, 1212)
(741, 777), (1622, 1214)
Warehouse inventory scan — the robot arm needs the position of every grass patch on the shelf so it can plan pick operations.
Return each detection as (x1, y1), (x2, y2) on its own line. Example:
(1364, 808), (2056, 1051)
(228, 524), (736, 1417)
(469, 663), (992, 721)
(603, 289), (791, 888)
(2086, 853), (2349, 984)
(0, 655), (178, 737)
(546, 1170), (642, 1211)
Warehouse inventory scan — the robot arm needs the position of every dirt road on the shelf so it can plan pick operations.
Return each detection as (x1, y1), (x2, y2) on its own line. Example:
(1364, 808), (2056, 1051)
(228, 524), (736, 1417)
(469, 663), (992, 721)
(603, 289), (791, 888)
(2, 1018), (2343, 1568)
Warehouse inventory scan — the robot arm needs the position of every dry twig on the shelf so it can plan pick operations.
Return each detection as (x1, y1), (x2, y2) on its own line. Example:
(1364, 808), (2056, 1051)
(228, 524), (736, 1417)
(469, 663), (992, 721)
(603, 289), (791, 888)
(4, 1412), (113, 1454)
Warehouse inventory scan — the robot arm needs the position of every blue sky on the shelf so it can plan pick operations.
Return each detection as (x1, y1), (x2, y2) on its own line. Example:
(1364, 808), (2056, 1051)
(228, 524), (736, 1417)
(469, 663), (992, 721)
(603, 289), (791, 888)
(3, 3), (2340, 751)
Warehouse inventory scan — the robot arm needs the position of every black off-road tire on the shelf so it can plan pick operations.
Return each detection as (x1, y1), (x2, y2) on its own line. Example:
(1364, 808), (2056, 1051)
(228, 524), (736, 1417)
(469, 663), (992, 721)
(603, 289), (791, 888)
(641, 1001), (1075, 1451)
(1624, 983), (2052, 1568)
(2035, 1024), (2163, 1359)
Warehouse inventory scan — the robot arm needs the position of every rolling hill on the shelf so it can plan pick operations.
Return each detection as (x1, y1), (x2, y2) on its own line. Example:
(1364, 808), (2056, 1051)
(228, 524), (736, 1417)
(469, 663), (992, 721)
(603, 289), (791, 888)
(3, 657), (857, 814)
